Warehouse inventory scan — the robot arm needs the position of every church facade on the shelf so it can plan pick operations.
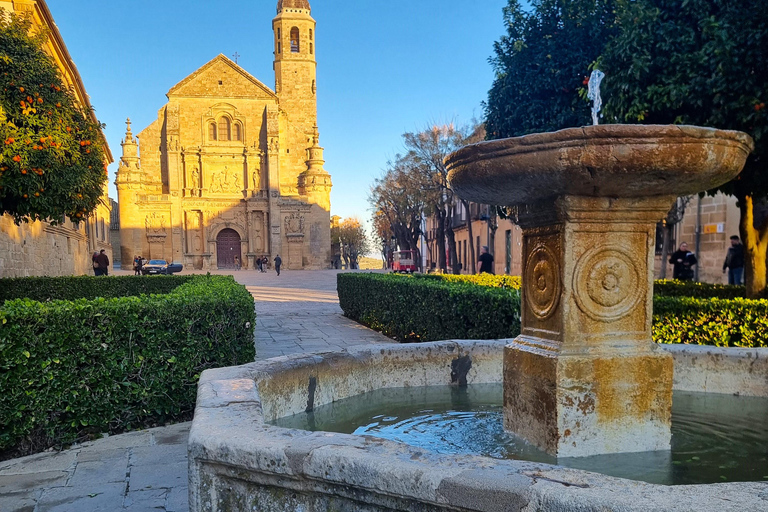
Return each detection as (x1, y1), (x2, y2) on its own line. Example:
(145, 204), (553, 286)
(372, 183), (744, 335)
(115, 0), (331, 271)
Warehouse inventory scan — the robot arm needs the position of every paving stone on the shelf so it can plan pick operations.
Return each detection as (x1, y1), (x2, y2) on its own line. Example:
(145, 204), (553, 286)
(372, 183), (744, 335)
(0, 470), (69, 494)
(36, 482), (127, 512)
(151, 422), (191, 446)
(0, 490), (39, 512)
(86, 430), (153, 450)
(68, 458), (129, 486)
(128, 461), (187, 491)
(0, 450), (76, 476)
(122, 488), (168, 509)
(76, 448), (130, 463)
(131, 444), (188, 466)
(165, 485), (189, 512)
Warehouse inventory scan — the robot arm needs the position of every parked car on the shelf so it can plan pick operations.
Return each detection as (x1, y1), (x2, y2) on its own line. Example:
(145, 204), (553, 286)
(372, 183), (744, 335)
(142, 260), (183, 275)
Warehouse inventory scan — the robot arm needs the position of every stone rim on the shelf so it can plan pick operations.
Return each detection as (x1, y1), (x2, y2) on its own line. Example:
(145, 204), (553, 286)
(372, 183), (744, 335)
(445, 124), (755, 206)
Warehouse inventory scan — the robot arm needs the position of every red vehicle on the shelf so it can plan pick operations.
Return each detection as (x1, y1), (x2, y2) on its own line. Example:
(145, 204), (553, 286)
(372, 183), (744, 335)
(392, 250), (417, 273)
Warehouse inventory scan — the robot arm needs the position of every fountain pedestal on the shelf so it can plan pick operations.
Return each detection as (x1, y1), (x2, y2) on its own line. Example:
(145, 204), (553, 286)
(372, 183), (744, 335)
(506, 195), (674, 457)
(446, 125), (753, 457)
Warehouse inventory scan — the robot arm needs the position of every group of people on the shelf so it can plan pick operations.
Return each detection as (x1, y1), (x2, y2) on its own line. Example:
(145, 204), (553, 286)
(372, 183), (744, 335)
(132, 255), (146, 275)
(91, 249), (110, 276)
(669, 235), (744, 285)
(241, 255), (283, 275)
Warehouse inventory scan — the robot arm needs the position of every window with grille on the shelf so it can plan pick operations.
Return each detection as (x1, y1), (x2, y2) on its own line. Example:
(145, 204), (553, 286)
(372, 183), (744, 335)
(218, 117), (231, 141)
(290, 27), (300, 52)
(209, 122), (217, 140)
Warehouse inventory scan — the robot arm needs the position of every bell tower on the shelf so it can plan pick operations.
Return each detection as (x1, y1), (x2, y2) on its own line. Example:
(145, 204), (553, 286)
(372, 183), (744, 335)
(273, 0), (317, 132)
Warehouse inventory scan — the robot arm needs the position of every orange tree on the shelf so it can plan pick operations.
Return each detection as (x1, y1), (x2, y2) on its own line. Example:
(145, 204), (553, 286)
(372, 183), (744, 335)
(0, 13), (106, 225)
(600, 0), (768, 297)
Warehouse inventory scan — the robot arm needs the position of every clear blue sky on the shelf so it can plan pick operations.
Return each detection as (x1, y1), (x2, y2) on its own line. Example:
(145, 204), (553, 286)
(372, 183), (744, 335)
(46, 0), (510, 225)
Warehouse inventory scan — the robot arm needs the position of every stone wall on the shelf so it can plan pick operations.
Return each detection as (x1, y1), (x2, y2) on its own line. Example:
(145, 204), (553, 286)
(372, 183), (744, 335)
(0, 214), (91, 278)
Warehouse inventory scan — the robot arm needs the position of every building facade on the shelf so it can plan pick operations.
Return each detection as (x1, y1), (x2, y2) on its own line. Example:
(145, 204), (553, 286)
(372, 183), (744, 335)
(0, 0), (113, 278)
(115, 0), (331, 271)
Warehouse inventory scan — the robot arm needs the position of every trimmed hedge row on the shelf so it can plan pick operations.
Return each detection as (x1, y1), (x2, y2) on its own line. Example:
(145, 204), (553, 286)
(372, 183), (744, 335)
(652, 279), (747, 299)
(338, 273), (520, 342)
(0, 274), (255, 458)
(423, 273), (752, 299)
(342, 273), (768, 349)
(0, 275), (195, 303)
(653, 297), (768, 348)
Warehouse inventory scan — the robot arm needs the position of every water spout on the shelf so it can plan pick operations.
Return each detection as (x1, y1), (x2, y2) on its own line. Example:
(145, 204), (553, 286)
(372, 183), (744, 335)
(587, 69), (605, 126)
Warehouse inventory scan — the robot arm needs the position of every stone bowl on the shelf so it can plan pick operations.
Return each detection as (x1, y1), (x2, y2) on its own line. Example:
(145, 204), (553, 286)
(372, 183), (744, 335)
(445, 125), (754, 206)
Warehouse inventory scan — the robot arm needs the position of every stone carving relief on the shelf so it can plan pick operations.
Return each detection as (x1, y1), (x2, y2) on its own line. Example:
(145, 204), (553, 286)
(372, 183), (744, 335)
(189, 166), (201, 196)
(252, 211), (264, 252)
(269, 138), (279, 153)
(573, 246), (642, 322)
(145, 212), (167, 235)
(209, 166), (241, 194)
(284, 212), (305, 235)
(186, 211), (203, 253)
(525, 243), (560, 320)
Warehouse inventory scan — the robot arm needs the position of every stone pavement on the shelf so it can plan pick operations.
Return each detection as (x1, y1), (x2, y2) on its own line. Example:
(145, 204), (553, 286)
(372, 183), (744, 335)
(0, 270), (395, 512)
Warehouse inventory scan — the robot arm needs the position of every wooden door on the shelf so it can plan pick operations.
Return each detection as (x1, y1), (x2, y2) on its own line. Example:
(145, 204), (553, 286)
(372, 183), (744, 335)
(216, 229), (241, 269)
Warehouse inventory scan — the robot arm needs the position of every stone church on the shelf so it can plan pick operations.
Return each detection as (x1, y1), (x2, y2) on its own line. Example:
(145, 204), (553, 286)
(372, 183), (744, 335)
(115, 0), (331, 270)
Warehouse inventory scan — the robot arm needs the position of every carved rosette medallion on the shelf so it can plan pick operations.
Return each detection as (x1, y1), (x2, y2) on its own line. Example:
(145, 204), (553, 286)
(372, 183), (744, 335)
(573, 247), (642, 322)
(524, 244), (560, 320)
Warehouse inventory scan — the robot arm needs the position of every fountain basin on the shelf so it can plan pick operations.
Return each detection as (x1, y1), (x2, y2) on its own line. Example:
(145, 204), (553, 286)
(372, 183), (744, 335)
(445, 125), (753, 206)
(188, 341), (768, 511)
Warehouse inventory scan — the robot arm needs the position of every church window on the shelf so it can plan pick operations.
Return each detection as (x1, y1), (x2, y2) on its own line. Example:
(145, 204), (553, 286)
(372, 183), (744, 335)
(233, 123), (242, 141)
(309, 29), (313, 40)
(278, 42), (281, 54)
(209, 122), (217, 140)
(290, 27), (300, 53)
(278, 28), (281, 39)
(218, 117), (231, 141)
(310, 43), (313, 55)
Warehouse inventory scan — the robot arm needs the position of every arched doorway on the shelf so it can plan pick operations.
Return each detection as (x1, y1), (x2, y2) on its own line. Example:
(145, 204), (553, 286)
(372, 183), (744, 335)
(216, 228), (241, 269)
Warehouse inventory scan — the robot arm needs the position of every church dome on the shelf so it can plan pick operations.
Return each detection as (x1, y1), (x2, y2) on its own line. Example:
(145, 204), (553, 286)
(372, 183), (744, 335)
(277, 0), (310, 13)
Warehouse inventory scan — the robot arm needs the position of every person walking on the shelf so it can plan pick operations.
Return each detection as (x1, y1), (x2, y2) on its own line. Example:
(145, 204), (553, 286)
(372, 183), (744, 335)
(274, 254), (282, 276)
(256, 256), (263, 273)
(723, 235), (745, 285)
(91, 251), (100, 276)
(670, 242), (697, 281)
(261, 256), (268, 273)
(234, 255), (241, 271)
(477, 246), (495, 274)
(95, 249), (110, 276)
(136, 256), (144, 276)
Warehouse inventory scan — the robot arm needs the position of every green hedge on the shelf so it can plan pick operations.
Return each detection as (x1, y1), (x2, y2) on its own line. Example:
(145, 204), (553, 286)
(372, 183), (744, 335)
(653, 296), (768, 348)
(338, 273), (520, 342)
(0, 275), (195, 303)
(652, 279), (746, 299)
(0, 274), (255, 458)
(343, 273), (768, 349)
(421, 274), (752, 299)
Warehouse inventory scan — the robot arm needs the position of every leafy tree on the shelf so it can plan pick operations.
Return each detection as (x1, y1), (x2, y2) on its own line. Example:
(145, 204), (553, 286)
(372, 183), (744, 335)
(331, 217), (371, 270)
(600, 0), (768, 297)
(403, 123), (476, 274)
(370, 154), (426, 270)
(0, 12), (107, 225)
(484, 0), (618, 139)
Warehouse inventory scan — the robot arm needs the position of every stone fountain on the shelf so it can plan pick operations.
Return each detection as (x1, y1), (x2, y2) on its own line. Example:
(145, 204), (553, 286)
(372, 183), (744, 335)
(444, 124), (753, 457)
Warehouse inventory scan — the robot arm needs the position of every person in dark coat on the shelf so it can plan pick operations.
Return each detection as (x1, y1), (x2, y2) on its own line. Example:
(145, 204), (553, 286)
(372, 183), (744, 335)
(95, 249), (110, 276)
(274, 254), (282, 276)
(670, 242), (697, 281)
(477, 246), (494, 274)
(723, 235), (745, 285)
